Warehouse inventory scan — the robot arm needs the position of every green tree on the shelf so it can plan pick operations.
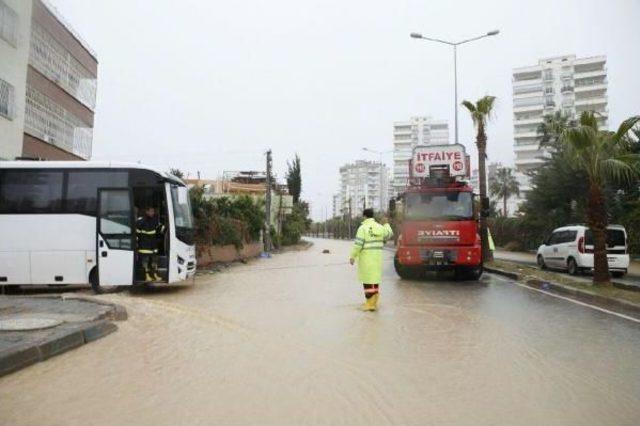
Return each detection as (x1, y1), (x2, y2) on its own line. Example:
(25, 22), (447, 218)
(561, 112), (640, 285)
(169, 168), (185, 179)
(462, 95), (496, 261)
(286, 154), (302, 204)
(489, 167), (519, 217)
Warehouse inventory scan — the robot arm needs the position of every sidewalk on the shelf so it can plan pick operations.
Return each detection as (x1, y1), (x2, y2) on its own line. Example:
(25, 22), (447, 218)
(0, 295), (126, 377)
(494, 250), (640, 279)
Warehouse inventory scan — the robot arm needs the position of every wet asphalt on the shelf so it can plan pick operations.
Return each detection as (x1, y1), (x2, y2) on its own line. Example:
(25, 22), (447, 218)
(1, 238), (639, 426)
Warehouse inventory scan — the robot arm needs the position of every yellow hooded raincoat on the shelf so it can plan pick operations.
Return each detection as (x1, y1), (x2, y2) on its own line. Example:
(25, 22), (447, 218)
(350, 218), (394, 284)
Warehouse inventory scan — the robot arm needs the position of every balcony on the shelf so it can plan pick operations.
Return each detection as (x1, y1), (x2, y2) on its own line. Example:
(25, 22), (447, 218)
(574, 68), (607, 79)
(513, 77), (542, 87)
(561, 85), (574, 93)
(514, 143), (541, 152)
(514, 130), (539, 138)
(575, 96), (607, 107)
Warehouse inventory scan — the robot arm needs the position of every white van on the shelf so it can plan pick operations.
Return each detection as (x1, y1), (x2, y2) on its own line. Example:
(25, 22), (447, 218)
(536, 225), (629, 277)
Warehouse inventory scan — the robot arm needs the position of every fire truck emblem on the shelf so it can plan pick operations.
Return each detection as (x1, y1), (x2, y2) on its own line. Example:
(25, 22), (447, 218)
(452, 161), (464, 171)
(417, 229), (460, 241)
(415, 163), (425, 173)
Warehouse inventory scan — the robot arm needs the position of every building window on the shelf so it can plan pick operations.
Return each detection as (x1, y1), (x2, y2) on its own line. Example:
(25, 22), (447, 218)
(543, 69), (553, 81)
(0, 0), (18, 47)
(0, 78), (15, 120)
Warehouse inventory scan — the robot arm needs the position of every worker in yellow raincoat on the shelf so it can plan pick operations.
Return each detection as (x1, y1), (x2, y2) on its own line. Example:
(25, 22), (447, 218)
(349, 208), (394, 311)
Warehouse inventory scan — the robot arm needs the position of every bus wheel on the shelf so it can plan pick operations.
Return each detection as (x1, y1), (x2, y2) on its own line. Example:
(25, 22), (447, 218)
(89, 268), (103, 294)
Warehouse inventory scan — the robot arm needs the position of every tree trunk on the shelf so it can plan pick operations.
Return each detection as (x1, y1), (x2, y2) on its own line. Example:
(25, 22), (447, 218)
(586, 183), (610, 285)
(477, 126), (492, 262)
(503, 195), (507, 217)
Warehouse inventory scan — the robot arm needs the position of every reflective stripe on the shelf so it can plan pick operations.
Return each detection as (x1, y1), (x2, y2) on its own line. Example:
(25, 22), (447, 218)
(364, 288), (379, 294)
(361, 246), (384, 251)
(363, 239), (384, 243)
(362, 243), (384, 248)
(137, 249), (157, 254)
(136, 229), (156, 235)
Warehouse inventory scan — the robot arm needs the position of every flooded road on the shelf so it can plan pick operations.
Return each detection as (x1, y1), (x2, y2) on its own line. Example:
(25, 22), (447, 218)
(2, 238), (640, 425)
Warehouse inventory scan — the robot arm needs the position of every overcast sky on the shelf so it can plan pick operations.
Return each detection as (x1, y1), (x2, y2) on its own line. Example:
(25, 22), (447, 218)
(50, 0), (640, 219)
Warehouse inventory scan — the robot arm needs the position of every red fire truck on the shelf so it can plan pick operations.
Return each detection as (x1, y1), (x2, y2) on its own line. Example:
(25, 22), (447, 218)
(393, 144), (483, 280)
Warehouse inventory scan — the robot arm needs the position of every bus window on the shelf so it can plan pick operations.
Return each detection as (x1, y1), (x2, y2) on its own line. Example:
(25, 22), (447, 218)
(170, 185), (194, 244)
(0, 170), (64, 213)
(66, 170), (128, 215)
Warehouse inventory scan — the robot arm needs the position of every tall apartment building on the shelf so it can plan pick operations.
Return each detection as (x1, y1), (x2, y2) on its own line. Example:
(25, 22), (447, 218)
(392, 116), (449, 195)
(337, 160), (390, 218)
(512, 54), (607, 194)
(0, 0), (97, 161)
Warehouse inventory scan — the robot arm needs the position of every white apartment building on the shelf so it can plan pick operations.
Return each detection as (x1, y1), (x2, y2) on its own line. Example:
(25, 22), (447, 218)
(332, 193), (342, 218)
(337, 160), (390, 218)
(513, 54), (608, 194)
(392, 116), (449, 195)
(0, 0), (97, 161)
(0, 0), (32, 160)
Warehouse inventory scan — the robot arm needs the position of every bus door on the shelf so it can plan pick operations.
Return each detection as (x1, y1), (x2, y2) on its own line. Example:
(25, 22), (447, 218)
(97, 188), (135, 286)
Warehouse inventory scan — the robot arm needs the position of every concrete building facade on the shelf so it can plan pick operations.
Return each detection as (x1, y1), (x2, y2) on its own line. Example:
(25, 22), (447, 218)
(0, 0), (97, 161)
(392, 116), (449, 195)
(512, 54), (608, 194)
(337, 160), (390, 218)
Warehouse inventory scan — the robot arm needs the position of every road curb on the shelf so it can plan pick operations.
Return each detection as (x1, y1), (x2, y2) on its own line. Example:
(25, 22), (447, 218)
(60, 294), (128, 321)
(486, 265), (640, 317)
(0, 320), (118, 377)
(484, 266), (521, 281)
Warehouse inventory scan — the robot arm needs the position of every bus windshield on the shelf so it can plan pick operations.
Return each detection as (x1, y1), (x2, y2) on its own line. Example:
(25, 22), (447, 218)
(170, 185), (194, 244)
(405, 192), (473, 221)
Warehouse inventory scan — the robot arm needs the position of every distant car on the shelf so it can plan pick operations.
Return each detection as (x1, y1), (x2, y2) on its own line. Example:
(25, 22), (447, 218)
(536, 225), (629, 277)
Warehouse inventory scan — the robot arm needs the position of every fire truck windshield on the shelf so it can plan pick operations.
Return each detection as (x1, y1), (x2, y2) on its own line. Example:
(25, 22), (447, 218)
(405, 192), (473, 221)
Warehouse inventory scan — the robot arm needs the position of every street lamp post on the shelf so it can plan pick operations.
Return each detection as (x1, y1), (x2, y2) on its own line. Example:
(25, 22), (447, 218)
(410, 30), (499, 146)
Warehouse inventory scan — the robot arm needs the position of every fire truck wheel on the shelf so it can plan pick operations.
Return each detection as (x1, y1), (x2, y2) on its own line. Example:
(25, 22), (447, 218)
(394, 255), (417, 279)
(455, 266), (483, 281)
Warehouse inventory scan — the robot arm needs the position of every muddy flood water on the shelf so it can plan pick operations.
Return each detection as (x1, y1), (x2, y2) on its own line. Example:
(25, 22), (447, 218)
(2, 238), (640, 425)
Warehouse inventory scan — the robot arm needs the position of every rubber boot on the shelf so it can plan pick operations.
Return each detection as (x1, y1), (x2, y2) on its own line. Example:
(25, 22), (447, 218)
(370, 293), (379, 310)
(144, 272), (154, 282)
(152, 273), (162, 282)
(359, 297), (376, 312)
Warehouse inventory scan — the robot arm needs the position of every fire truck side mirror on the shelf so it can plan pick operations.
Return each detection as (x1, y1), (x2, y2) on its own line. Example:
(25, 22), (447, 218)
(481, 196), (490, 218)
(388, 198), (396, 216)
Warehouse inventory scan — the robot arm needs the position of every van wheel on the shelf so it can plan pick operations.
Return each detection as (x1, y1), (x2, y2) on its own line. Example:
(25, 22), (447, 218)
(537, 255), (547, 270)
(89, 268), (102, 294)
(567, 258), (579, 275)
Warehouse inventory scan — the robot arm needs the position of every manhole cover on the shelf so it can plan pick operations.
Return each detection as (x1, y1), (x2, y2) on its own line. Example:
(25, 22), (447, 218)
(0, 318), (63, 331)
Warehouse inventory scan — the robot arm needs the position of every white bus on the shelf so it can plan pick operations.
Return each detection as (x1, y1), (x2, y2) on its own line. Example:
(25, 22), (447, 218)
(0, 161), (196, 292)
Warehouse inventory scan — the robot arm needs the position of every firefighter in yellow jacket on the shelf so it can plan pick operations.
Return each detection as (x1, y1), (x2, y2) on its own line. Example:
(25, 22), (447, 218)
(349, 208), (393, 311)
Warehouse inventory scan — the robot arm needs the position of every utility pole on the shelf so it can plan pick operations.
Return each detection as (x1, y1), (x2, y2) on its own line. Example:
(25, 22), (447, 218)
(264, 149), (273, 254)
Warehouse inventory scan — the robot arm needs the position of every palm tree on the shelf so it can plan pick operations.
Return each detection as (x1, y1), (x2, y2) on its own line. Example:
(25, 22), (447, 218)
(462, 95), (496, 262)
(489, 168), (519, 216)
(561, 112), (640, 285)
(537, 111), (574, 150)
